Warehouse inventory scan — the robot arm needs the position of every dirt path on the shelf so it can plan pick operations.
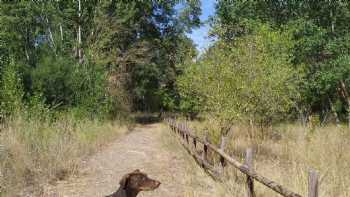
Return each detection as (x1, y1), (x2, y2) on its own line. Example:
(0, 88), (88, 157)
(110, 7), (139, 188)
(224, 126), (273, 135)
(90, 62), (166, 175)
(44, 123), (223, 197)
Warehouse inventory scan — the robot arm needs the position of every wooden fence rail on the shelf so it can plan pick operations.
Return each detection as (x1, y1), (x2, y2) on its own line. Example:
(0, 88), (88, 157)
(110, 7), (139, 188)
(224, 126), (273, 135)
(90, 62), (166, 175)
(166, 118), (319, 197)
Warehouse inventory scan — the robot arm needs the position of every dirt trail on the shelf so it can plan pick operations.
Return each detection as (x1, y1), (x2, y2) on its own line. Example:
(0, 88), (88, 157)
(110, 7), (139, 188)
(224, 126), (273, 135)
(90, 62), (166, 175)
(44, 123), (223, 197)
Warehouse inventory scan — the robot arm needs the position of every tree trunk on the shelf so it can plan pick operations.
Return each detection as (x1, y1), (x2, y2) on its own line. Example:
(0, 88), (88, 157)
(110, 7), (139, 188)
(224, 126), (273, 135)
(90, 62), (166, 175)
(328, 96), (340, 127)
(329, 1), (335, 34)
(77, 0), (83, 64)
(60, 23), (63, 41)
(45, 17), (56, 55)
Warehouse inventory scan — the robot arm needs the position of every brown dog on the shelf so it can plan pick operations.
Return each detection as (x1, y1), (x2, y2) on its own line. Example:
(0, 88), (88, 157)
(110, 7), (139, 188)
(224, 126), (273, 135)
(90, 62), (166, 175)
(105, 169), (161, 197)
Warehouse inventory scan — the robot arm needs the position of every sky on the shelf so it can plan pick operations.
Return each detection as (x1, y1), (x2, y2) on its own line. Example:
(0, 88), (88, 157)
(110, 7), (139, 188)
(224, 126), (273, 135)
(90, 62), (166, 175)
(187, 0), (216, 53)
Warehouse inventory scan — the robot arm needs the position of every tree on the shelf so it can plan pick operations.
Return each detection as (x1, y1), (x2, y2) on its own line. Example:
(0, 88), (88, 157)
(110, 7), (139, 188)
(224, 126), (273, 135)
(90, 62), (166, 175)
(90, 0), (201, 111)
(179, 23), (299, 133)
(213, 0), (350, 126)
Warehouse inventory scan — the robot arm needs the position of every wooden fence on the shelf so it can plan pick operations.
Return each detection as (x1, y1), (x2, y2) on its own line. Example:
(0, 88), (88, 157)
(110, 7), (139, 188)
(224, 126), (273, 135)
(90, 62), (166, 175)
(166, 118), (319, 197)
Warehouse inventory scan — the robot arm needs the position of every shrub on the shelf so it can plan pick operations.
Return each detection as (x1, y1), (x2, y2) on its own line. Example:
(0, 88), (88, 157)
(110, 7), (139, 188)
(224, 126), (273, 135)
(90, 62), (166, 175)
(30, 55), (111, 119)
(0, 60), (24, 117)
(178, 23), (300, 132)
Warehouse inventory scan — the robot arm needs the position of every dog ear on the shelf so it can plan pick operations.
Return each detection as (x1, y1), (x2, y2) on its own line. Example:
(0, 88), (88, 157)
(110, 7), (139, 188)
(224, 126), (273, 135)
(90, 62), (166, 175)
(119, 174), (130, 189)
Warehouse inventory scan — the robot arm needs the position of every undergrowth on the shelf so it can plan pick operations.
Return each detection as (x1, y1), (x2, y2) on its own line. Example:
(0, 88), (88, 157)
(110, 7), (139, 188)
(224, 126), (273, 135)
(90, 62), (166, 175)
(183, 120), (350, 197)
(0, 112), (129, 196)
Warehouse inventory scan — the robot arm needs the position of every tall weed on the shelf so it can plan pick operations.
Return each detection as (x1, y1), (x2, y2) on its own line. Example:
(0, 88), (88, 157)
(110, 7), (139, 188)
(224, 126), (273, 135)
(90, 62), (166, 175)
(0, 113), (128, 196)
(187, 120), (350, 196)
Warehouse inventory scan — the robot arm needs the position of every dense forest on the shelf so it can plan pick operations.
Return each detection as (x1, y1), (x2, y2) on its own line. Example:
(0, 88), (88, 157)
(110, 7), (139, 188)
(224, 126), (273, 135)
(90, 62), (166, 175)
(1, 1), (350, 125)
(1, 0), (350, 196)
(0, 0), (200, 120)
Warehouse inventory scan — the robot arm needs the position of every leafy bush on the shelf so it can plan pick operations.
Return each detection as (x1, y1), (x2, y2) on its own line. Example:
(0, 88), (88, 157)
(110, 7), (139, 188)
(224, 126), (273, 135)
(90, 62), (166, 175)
(178, 23), (300, 131)
(0, 60), (24, 117)
(177, 60), (205, 119)
(30, 55), (111, 119)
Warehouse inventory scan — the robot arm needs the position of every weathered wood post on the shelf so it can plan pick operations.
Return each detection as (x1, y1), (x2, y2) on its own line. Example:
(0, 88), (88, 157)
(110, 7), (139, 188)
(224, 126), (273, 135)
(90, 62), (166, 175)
(202, 131), (209, 168)
(219, 135), (226, 151)
(170, 119), (174, 132)
(185, 123), (190, 145)
(174, 122), (177, 133)
(173, 121), (176, 133)
(308, 169), (319, 197)
(218, 134), (227, 175)
(176, 122), (179, 134)
(171, 120), (174, 131)
(245, 148), (255, 197)
(182, 131), (185, 140)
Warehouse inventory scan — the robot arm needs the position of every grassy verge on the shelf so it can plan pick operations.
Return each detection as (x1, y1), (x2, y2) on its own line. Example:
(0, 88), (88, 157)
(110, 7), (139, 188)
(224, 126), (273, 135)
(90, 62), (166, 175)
(161, 124), (227, 197)
(185, 120), (350, 197)
(0, 115), (130, 196)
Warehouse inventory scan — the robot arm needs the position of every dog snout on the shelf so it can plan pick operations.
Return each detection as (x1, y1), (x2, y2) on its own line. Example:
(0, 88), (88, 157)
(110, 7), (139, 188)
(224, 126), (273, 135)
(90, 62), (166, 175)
(155, 180), (161, 188)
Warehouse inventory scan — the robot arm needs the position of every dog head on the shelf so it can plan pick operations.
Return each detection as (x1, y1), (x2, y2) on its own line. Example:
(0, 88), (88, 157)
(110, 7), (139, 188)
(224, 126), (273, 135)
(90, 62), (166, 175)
(119, 169), (161, 192)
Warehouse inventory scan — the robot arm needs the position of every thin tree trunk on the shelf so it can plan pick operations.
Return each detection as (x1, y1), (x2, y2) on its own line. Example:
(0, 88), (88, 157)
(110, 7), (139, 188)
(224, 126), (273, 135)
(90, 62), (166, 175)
(45, 17), (56, 53)
(328, 96), (340, 127)
(60, 23), (63, 41)
(77, 0), (83, 64)
(25, 28), (30, 61)
(330, 1), (335, 33)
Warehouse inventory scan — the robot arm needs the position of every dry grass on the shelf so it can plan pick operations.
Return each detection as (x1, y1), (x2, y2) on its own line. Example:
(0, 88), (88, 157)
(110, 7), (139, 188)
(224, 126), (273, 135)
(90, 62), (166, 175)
(161, 123), (227, 197)
(184, 120), (350, 197)
(0, 115), (129, 196)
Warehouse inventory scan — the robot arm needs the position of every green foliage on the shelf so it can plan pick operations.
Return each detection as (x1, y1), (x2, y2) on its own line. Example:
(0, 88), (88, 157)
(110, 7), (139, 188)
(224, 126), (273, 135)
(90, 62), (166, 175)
(90, 0), (200, 111)
(179, 24), (299, 128)
(213, 0), (350, 124)
(71, 62), (111, 119)
(0, 60), (24, 116)
(31, 55), (77, 106)
(23, 92), (51, 122)
(30, 55), (110, 119)
(0, 1), (202, 120)
(177, 60), (204, 117)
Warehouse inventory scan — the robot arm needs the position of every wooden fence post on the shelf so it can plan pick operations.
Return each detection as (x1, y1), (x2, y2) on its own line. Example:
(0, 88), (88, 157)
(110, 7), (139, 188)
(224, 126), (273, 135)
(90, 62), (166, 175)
(180, 123), (183, 138)
(219, 135), (226, 151)
(184, 122), (189, 144)
(245, 148), (255, 197)
(202, 131), (208, 167)
(218, 134), (227, 174)
(308, 169), (319, 197)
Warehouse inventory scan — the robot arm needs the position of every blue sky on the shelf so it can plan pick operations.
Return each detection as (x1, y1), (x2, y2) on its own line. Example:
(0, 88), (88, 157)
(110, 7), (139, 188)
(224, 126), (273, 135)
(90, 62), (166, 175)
(187, 0), (216, 53)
